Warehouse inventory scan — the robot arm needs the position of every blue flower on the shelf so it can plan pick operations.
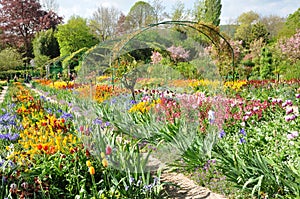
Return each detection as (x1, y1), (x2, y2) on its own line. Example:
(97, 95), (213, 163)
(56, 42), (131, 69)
(219, 130), (226, 138)
(130, 100), (136, 104)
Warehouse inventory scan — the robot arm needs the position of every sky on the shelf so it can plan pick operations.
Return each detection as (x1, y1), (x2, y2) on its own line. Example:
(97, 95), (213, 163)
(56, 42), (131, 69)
(56, 0), (299, 25)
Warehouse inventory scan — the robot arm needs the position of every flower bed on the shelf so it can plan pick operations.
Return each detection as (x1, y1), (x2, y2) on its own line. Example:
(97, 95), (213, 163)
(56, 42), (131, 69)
(0, 83), (164, 198)
(21, 79), (300, 198)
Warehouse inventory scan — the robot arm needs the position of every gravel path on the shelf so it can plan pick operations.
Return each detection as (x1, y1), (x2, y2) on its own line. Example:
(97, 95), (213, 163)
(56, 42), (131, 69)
(0, 86), (8, 103)
(146, 155), (226, 199)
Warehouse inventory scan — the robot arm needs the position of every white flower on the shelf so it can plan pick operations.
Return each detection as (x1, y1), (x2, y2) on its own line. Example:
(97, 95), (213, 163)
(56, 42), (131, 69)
(208, 110), (215, 124)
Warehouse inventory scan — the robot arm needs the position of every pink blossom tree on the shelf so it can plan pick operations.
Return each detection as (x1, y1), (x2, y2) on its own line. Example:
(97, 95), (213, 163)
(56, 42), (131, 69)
(167, 45), (190, 63)
(279, 30), (300, 64)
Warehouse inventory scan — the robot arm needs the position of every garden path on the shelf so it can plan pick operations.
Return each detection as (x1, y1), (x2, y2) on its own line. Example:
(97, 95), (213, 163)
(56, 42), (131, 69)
(25, 83), (227, 199)
(147, 155), (226, 199)
(0, 85), (8, 104)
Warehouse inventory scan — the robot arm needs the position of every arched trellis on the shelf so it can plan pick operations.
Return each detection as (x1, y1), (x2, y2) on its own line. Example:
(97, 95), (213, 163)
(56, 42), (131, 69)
(110, 20), (235, 83)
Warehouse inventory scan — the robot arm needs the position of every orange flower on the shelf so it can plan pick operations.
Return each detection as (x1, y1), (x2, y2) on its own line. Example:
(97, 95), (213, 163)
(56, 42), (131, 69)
(89, 166), (95, 175)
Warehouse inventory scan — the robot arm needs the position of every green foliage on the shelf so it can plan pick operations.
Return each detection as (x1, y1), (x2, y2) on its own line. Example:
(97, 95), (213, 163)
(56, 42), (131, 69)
(284, 60), (300, 80)
(126, 1), (155, 29)
(33, 29), (60, 60)
(55, 16), (99, 57)
(193, 0), (222, 26)
(259, 47), (273, 79)
(234, 11), (260, 47)
(33, 54), (50, 76)
(251, 22), (269, 43)
(62, 47), (89, 73)
(278, 8), (300, 38)
(0, 48), (23, 71)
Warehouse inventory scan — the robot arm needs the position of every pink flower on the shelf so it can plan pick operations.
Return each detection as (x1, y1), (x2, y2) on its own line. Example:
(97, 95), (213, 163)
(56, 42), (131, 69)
(286, 107), (294, 115)
(287, 134), (294, 140)
(79, 126), (84, 132)
(106, 145), (112, 155)
(287, 131), (298, 140)
(291, 131), (299, 138)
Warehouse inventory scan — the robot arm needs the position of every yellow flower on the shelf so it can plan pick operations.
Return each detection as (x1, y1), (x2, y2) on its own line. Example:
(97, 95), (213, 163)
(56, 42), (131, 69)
(100, 152), (105, 159)
(89, 166), (95, 175)
(102, 158), (108, 167)
(86, 160), (92, 167)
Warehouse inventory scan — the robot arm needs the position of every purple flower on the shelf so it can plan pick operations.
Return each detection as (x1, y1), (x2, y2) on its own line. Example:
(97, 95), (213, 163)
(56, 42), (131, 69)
(240, 128), (246, 136)
(219, 130), (226, 138)
(285, 114), (297, 122)
(287, 134), (294, 140)
(93, 118), (102, 125)
(239, 137), (246, 144)
(296, 94), (300, 99)
(61, 112), (73, 120)
(287, 131), (299, 139)
(286, 107), (294, 115)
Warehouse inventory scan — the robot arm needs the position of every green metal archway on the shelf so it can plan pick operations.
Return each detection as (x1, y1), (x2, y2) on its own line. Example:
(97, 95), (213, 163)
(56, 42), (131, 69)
(110, 20), (235, 82)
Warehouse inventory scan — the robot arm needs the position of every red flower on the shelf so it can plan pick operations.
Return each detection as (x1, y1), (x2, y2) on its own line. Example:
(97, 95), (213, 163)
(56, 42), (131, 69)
(43, 145), (49, 151)
(37, 144), (43, 150)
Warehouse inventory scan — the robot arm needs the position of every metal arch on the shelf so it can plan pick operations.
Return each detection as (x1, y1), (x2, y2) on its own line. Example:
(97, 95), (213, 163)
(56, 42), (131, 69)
(110, 20), (236, 82)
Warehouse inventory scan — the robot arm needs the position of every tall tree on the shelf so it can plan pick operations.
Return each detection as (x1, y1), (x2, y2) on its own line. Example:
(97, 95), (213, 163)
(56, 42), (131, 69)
(148, 0), (166, 23)
(116, 13), (127, 35)
(278, 8), (300, 38)
(55, 16), (99, 56)
(89, 6), (122, 41)
(193, 0), (222, 26)
(0, 0), (62, 61)
(126, 1), (155, 30)
(260, 15), (285, 40)
(234, 11), (260, 47)
(33, 28), (60, 59)
(39, 0), (58, 12)
(171, 0), (190, 21)
(0, 48), (23, 71)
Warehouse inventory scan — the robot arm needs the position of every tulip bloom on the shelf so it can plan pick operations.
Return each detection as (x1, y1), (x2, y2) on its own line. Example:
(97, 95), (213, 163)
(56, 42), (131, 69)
(89, 166), (95, 175)
(106, 145), (112, 155)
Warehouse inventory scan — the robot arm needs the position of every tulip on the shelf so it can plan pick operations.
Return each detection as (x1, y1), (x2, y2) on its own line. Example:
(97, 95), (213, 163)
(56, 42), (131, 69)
(102, 158), (108, 167)
(86, 160), (92, 167)
(106, 145), (112, 155)
(89, 166), (95, 175)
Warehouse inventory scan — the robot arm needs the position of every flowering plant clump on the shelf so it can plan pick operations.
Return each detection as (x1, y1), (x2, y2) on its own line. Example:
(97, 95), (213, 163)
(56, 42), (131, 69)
(150, 51), (163, 64)
(167, 45), (190, 63)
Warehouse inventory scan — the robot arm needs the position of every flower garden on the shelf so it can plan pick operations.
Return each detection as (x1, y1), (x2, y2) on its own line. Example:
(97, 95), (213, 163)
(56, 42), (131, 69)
(0, 77), (299, 199)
